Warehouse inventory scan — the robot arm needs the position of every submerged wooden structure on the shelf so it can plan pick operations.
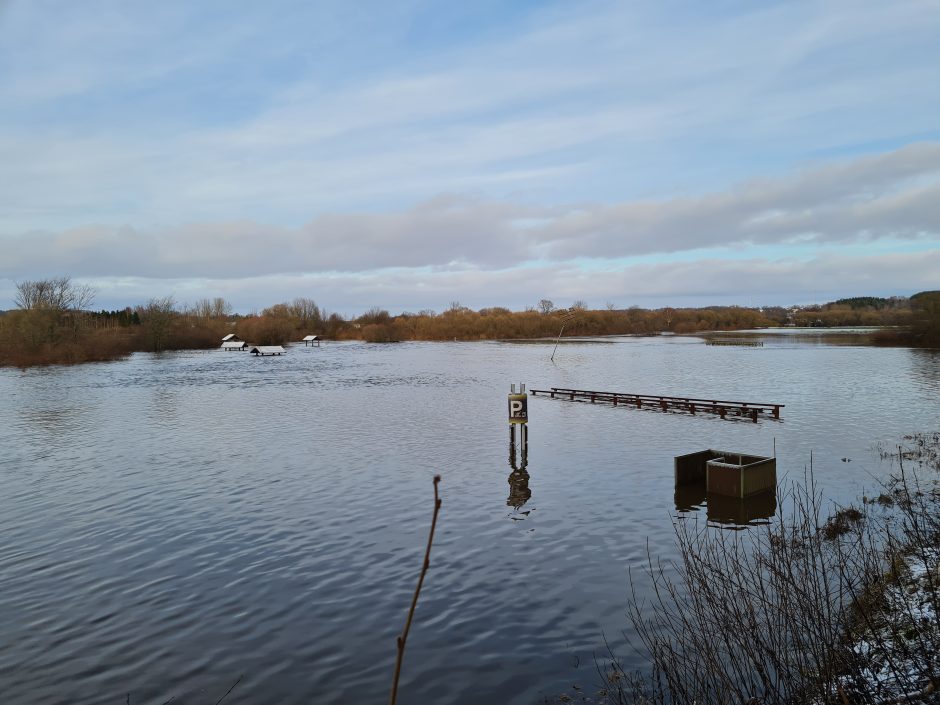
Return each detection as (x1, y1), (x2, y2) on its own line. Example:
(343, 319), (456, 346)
(705, 338), (763, 347)
(249, 345), (286, 356)
(675, 449), (776, 498)
(530, 387), (783, 422)
(221, 340), (248, 351)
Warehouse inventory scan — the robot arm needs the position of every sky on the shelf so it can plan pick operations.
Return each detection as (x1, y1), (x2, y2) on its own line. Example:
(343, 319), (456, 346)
(1, 0), (939, 315)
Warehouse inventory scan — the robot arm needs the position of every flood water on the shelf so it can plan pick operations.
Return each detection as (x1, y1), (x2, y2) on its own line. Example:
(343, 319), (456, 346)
(1, 335), (938, 704)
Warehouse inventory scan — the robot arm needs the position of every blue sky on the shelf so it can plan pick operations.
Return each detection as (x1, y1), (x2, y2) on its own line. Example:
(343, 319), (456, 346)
(1, 0), (939, 313)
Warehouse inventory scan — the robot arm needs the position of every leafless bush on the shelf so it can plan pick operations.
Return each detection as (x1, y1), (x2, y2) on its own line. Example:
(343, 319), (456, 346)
(603, 439), (940, 705)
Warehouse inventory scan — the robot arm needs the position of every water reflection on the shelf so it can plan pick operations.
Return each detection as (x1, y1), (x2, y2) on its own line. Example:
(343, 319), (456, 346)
(20, 406), (85, 435)
(507, 468), (531, 509)
(507, 425), (532, 514)
(706, 491), (776, 528)
(150, 387), (180, 425)
(910, 349), (940, 391)
(675, 481), (777, 528)
(674, 481), (705, 513)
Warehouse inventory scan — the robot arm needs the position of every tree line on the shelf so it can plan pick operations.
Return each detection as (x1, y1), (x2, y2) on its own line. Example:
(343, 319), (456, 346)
(1, 277), (937, 367)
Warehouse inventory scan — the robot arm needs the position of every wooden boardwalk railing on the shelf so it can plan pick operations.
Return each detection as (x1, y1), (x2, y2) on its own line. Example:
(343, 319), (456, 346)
(530, 387), (783, 422)
(705, 339), (764, 347)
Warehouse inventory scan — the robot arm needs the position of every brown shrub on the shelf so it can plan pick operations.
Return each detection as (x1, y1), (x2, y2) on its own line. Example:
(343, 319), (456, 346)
(235, 315), (295, 345)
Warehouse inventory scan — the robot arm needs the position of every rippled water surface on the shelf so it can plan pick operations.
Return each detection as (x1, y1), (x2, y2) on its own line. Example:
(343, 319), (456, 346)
(1, 337), (939, 704)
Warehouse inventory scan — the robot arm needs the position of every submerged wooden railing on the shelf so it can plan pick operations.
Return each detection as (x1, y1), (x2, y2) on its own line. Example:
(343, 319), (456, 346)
(530, 387), (783, 422)
(705, 338), (764, 347)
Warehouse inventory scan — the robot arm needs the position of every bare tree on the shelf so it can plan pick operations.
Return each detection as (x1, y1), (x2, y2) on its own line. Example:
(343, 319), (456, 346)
(190, 297), (232, 319)
(359, 307), (391, 325)
(262, 303), (291, 318)
(140, 296), (176, 351)
(288, 297), (322, 329)
(191, 298), (213, 319)
(211, 297), (232, 319)
(537, 299), (555, 314)
(14, 277), (95, 311)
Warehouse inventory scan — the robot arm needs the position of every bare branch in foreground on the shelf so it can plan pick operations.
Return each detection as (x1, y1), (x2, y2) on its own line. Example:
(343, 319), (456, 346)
(389, 475), (442, 705)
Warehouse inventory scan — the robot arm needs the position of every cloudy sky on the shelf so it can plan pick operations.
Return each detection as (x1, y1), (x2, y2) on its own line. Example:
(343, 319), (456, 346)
(1, 0), (939, 314)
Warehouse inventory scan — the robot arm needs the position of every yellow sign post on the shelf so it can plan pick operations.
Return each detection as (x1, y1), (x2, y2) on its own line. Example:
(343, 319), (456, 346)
(507, 383), (530, 512)
(508, 382), (528, 424)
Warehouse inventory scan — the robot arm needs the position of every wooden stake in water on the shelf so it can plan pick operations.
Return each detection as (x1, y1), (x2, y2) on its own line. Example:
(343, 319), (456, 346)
(551, 310), (577, 362)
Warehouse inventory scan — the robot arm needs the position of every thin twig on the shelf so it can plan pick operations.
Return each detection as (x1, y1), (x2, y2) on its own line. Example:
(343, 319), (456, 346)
(837, 682), (851, 705)
(389, 475), (442, 705)
(550, 323), (567, 362)
(214, 675), (243, 705)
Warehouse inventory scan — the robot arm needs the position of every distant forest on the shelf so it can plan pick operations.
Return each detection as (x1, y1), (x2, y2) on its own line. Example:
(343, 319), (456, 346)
(0, 277), (937, 367)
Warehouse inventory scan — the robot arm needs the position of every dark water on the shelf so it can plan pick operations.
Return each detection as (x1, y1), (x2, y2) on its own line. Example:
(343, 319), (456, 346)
(1, 336), (938, 704)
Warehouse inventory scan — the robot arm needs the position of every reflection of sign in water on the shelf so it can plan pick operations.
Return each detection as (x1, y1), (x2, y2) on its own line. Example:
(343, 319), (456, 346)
(508, 393), (528, 424)
(507, 407), (531, 515)
(507, 469), (531, 509)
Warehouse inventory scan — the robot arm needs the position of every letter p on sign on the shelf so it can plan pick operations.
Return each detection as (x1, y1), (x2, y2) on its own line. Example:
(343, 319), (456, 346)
(508, 393), (528, 424)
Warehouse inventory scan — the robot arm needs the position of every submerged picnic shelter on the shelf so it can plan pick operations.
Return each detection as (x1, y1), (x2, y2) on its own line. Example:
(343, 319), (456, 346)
(249, 345), (286, 356)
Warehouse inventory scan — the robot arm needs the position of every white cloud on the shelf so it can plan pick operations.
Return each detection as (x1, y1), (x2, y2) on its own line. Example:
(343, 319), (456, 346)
(1, 143), (937, 282)
(1, 2), (938, 310)
(1, 0), (938, 229)
(5, 247), (932, 314)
